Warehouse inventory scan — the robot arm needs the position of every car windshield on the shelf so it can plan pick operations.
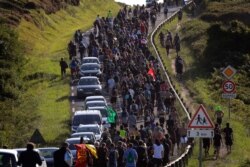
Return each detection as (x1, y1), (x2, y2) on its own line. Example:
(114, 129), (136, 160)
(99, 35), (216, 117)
(86, 102), (106, 108)
(80, 64), (100, 71)
(0, 153), (17, 166)
(78, 78), (99, 85)
(71, 134), (94, 140)
(76, 126), (100, 134)
(82, 59), (99, 64)
(39, 149), (58, 158)
(86, 98), (105, 102)
(73, 115), (101, 126)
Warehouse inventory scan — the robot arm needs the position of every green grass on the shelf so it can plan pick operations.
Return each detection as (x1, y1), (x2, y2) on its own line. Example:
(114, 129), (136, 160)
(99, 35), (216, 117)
(153, 10), (250, 167)
(15, 0), (121, 145)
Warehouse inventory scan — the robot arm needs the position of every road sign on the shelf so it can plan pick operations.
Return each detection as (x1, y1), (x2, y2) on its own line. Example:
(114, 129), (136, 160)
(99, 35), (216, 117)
(30, 129), (46, 144)
(222, 80), (236, 93)
(187, 129), (214, 138)
(188, 104), (214, 129)
(222, 65), (236, 79)
(222, 93), (237, 99)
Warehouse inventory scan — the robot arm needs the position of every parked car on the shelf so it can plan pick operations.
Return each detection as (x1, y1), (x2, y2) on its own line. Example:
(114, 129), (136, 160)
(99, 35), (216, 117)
(87, 106), (111, 128)
(71, 132), (96, 144)
(84, 95), (107, 105)
(38, 147), (59, 167)
(0, 149), (18, 166)
(76, 124), (102, 141)
(79, 63), (102, 77)
(14, 148), (47, 167)
(146, 0), (159, 7)
(82, 57), (100, 64)
(71, 110), (102, 133)
(76, 76), (102, 99)
(85, 100), (107, 110)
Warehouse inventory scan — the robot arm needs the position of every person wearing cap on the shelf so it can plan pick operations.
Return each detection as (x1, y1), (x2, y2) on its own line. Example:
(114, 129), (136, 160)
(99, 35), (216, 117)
(53, 142), (73, 167)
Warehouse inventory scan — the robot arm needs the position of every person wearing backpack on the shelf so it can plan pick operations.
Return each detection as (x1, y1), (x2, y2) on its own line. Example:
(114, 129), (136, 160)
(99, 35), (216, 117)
(108, 143), (119, 167)
(123, 143), (138, 167)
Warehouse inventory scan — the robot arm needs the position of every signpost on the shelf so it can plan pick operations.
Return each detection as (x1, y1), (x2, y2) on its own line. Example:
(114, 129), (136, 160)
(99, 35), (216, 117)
(222, 80), (236, 93)
(221, 65), (237, 119)
(187, 104), (214, 167)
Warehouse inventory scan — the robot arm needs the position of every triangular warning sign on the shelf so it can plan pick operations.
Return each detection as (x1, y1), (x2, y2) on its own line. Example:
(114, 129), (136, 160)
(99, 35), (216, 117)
(30, 129), (46, 144)
(188, 105), (214, 129)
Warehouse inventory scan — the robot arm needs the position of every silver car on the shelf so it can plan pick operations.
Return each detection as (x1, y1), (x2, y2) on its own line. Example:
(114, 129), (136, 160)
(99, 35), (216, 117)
(79, 63), (102, 77)
(76, 76), (102, 99)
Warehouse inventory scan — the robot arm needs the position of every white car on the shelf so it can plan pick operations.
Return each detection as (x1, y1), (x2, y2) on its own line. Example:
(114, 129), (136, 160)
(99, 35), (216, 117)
(14, 148), (47, 167)
(71, 110), (102, 132)
(71, 132), (96, 144)
(82, 57), (100, 64)
(84, 95), (107, 105)
(76, 124), (102, 141)
(85, 100), (107, 109)
(87, 106), (111, 128)
(0, 149), (18, 166)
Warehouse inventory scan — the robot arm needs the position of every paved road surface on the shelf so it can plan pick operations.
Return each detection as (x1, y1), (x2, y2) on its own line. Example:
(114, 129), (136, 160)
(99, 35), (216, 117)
(70, 5), (181, 114)
(69, 5), (182, 158)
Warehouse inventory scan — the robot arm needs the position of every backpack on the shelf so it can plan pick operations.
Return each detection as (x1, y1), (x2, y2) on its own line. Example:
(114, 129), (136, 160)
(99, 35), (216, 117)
(127, 151), (135, 163)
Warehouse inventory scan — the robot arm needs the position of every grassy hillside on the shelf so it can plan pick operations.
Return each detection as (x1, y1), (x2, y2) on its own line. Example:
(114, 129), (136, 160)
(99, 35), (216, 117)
(0, 0), (121, 147)
(153, 0), (250, 166)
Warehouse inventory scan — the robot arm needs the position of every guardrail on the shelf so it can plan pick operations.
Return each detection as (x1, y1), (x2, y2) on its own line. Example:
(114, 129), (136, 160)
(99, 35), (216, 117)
(150, 2), (194, 167)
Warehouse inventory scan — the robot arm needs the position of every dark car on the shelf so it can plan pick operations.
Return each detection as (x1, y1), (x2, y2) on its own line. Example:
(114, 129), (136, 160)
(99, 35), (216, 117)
(76, 76), (102, 99)
(79, 63), (102, 77)
(38, 147), (59, 167)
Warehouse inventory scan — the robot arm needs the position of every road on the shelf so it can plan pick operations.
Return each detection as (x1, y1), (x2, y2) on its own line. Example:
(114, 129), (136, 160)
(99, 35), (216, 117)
(68, 5), (182, 159)
(70, 5), (181, 114)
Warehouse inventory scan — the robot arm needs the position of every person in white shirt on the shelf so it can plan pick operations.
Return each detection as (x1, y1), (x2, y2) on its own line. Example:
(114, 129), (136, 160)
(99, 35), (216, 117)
(153, 139), (164, 167)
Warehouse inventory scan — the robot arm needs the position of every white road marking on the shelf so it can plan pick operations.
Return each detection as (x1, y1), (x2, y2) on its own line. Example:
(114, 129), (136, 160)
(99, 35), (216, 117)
(72, 107), (75, 113)
(71, 92), (74, 97)
(71, 86), (74, 91)
(72, 100), (75, 105)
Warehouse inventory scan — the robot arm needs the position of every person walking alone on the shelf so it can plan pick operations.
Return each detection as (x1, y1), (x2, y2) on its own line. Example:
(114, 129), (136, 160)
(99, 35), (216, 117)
(60, 58), (68, 78)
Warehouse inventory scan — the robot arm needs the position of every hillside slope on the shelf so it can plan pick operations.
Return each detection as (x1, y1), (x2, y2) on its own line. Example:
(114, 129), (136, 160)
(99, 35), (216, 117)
(153, 0), (250, 166)
(0, 0), (120, 147)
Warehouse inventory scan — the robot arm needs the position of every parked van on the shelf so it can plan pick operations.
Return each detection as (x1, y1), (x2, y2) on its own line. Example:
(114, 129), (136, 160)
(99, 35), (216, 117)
(71, 110), (102, 132)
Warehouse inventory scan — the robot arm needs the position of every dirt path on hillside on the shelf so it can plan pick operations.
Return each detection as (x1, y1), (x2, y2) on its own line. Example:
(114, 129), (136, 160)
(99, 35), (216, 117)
(170, 16), (229, 165)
